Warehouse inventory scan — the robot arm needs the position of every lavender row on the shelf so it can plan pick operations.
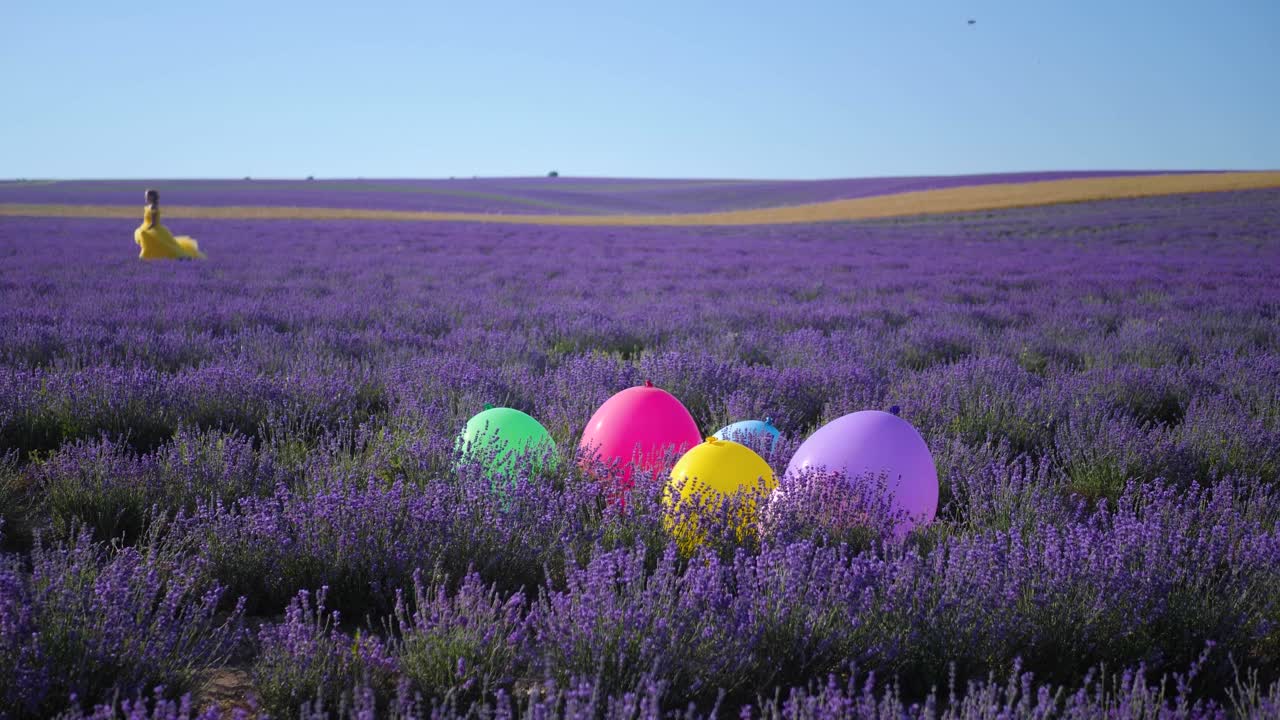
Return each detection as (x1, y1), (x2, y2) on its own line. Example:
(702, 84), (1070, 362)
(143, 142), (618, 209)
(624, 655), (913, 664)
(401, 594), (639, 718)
(7, 464), (1280, 717)
(51, 659), (1280, 720)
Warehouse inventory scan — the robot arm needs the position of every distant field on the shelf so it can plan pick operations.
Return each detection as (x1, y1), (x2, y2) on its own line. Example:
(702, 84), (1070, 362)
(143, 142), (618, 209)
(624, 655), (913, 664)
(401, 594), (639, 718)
(0, 171), (1171, 214)
(3, 170), (1278, 225)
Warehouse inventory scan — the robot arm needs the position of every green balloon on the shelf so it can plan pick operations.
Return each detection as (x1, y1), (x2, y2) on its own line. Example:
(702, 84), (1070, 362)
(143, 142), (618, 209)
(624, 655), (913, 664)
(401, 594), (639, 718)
(456, 406), (558, 481)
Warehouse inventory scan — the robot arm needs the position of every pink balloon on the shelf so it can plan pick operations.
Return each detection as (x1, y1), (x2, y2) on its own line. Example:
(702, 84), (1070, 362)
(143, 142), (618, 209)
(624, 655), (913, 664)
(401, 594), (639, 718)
(785, 410), (938, 535)
(579, 381), (702, 492)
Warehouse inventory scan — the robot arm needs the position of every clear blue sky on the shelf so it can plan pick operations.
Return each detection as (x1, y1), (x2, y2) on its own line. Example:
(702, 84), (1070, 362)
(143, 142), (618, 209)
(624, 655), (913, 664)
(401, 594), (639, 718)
(3, 0), (1277, 179)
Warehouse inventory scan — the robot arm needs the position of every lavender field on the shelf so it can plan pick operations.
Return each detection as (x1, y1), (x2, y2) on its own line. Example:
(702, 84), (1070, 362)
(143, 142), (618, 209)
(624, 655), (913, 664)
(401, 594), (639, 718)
(1, 187), (1280, 718)
(0, 171), (1184, 215)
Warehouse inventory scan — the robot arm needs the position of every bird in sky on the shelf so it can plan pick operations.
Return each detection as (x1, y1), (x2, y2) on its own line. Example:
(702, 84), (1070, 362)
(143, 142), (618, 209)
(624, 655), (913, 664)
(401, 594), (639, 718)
(968, 19), (976, 25)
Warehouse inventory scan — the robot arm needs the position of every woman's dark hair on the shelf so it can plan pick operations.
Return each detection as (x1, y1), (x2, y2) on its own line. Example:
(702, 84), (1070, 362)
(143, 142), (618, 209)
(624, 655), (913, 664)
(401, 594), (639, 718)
(145, 188), (159, 203)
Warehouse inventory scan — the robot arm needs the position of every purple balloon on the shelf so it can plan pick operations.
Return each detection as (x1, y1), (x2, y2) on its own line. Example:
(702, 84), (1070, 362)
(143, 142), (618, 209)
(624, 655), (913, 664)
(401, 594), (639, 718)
(785, 410), (938, 535)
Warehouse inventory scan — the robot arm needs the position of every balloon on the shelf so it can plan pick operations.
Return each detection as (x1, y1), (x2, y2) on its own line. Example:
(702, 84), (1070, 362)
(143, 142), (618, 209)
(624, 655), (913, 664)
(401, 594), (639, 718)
(578, 381), (702, 491)
(666, 436), (778, 548)
(713, 417), (781, 455)
(457, 405), (557, 481)
(785, 410), (938, 535)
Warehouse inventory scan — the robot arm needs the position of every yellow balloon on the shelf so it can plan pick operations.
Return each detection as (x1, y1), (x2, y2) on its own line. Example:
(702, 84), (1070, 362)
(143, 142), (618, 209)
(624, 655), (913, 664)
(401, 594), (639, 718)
(665, 437), (777, 550)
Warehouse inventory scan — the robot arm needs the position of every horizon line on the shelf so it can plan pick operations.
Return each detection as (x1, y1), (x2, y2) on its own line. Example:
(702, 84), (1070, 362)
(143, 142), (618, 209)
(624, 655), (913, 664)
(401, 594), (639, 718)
(0, 168), (1249, 184)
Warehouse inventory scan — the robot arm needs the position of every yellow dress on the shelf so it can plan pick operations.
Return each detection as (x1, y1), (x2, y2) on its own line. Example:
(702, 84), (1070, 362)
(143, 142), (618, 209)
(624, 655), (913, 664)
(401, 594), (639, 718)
(134, 205), (206, 260)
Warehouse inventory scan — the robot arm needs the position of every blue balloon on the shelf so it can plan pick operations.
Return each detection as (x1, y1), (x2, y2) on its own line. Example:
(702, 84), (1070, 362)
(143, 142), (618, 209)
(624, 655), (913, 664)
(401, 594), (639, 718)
(713, 418), (781, 454)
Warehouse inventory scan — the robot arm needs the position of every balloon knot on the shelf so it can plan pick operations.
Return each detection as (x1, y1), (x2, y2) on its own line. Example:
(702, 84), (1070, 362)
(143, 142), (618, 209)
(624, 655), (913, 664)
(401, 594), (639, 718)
(484, 403), (495, 410)
(889, 405), (901, 416)
(705, 436), (719, 445)
(644, 379), (654, 388)
(764, 416), (773, 426)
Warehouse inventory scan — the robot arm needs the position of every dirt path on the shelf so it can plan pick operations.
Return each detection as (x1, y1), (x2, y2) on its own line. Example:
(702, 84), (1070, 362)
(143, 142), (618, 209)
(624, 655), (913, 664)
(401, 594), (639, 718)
(194, 668), (256, 717)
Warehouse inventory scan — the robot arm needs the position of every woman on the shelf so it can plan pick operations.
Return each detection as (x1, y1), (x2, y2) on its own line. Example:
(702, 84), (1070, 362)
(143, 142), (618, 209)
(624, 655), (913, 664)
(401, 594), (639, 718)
(135, 189), (206, 260)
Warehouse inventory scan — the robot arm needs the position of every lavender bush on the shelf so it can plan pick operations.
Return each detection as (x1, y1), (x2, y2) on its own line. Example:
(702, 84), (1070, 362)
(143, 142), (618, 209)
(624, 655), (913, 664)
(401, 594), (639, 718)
(252, 587), (397, 718)
(0, 529), (244, 718)
(393, 569), (530, 701)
